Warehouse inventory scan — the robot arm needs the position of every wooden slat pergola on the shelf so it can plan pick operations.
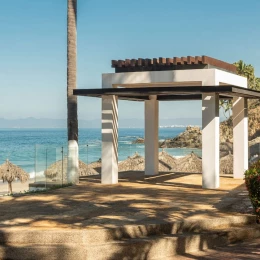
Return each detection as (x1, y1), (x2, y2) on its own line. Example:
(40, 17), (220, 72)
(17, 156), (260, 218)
(111, 55), (237, 73)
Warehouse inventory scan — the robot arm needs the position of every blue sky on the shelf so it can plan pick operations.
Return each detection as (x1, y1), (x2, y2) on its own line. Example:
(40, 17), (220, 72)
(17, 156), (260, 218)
(0, 0), (259, 121)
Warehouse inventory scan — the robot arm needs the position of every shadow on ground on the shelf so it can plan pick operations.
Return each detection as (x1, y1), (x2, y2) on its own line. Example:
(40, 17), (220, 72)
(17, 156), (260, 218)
(0, 171), (254, 259)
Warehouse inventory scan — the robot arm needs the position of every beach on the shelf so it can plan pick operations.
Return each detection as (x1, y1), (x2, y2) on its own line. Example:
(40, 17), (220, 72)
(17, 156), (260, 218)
(0, 179), (34, 196)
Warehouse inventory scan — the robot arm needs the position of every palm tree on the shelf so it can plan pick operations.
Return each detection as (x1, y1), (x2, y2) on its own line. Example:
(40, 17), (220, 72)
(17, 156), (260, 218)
(67, 0), (79, 184)
(0, 160), (29, 194)
(235, 60), (246, 76)
(220, 60), (257, 117)
(234, 60), (255, 89)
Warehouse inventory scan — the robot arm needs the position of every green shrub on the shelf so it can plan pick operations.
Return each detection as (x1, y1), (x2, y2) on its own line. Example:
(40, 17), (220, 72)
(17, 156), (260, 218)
(244, 160), (260, 222)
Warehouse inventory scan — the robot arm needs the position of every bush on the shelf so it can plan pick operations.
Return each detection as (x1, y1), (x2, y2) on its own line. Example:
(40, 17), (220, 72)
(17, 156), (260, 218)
(244, 160), (260, 223)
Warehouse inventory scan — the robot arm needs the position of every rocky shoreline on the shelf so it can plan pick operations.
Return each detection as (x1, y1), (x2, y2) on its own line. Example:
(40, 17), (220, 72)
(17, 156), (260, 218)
(45, 102), (260, 182)
(160, 126), (201, 149)
(132, 102), (260, 160)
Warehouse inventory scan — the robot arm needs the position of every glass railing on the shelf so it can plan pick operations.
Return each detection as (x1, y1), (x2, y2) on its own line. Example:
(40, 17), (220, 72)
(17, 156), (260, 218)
(78, 142), (101, 177)
(118, 142), (145, 172)
(34, 145), (68, 188)
(31, 139), (260, 186)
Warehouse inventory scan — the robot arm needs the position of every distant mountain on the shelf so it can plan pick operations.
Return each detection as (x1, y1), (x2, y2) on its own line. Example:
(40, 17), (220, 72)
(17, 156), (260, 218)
(0, 118), (100, 128)
(0, 118), (65, 128)
(0, 117), (201, 129)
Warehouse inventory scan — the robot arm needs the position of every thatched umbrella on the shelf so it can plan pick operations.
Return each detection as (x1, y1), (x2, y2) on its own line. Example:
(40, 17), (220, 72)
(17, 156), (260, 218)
(0, 160), (29, 193)
(118, 152), (145, 172)
(158, 150), (178, 171)
(220, 152), (233, 174)
(175, 152), (202, 173)
(118, 151), (178, 172)
(85, 160), (101, 175)
(44, 159), (99, 181)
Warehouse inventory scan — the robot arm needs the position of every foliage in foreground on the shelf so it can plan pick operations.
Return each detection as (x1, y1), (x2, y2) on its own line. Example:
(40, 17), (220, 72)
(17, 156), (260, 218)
(244, 160), (260, 222)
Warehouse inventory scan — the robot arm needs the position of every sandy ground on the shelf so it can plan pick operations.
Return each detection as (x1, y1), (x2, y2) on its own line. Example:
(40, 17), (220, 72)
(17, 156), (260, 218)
(170, 238), (260, 260)
(0, 171), (252, 229)
(0, 179), (34, 196)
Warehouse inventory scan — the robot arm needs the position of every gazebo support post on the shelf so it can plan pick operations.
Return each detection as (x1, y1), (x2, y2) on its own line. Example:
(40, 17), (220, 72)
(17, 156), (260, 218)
(233, 97), (248, 178)
(202, 93), (220, 189)
(145, 95), (159, 176)
(101, 95), (118, 184)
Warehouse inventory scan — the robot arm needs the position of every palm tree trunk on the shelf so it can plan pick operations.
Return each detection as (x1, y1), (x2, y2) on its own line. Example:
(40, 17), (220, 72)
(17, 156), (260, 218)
(67, 0), (79, 184)
(67, 0), (78, 142)
(8, 181), (12, 194)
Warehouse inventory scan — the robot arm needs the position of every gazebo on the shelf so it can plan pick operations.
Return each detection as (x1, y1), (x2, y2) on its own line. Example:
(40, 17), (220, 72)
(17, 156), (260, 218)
(74, 56), (260, 189)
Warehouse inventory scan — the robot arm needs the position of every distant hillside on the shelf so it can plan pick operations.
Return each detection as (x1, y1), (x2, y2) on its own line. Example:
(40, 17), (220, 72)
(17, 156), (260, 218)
(0, 118), (67, 128)
(0, 117), (201, 129)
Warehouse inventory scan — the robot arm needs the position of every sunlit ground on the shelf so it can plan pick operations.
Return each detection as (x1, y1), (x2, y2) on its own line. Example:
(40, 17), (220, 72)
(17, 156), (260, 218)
(0, 172), (251, 229)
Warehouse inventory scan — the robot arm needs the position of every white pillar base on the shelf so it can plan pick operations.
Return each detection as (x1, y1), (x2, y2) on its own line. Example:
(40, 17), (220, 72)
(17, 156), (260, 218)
(202, 93), (220, 189)
(145, 96), (159, 176)
(233, 97), (248, 179)
(101, 95), (118, 184)
(67, 140), (79, 184)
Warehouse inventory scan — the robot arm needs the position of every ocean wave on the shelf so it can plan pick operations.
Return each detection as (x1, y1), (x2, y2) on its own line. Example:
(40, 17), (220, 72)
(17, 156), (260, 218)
(84, 144), (100, 147)
(120, 136), (138, 139)
(29, 171), (44, 179)
(119, 141), (132, 144)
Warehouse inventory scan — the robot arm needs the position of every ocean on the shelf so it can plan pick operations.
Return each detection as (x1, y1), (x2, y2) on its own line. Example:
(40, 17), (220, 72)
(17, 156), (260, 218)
(0, 128), (202, 177)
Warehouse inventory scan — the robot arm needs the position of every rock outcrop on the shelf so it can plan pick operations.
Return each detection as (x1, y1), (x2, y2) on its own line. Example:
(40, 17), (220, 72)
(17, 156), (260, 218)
(220, 153), (233, 175)
(220, 142), (233, 157)
(160, 126), (202, 149)
(157, 101), (260, 160)
(219, 101), (260, 142)
(220, 118), (233, 143)
(248, 104), (260, 140)
(132, 138), (145, 144)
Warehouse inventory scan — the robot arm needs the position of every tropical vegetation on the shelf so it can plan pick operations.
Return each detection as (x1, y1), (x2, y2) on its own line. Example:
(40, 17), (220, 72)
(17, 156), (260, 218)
(244, 160), (260, 223)
(220, 60), (260, 117)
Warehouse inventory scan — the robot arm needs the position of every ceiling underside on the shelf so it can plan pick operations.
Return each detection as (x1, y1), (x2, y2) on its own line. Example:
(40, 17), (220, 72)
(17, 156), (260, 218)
(74, 85), (260, 102)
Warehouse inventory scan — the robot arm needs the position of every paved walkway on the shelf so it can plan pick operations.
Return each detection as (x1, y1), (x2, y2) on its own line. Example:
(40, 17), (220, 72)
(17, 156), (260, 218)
(0, 172), (253, 229)
(171, 238), (260, 259)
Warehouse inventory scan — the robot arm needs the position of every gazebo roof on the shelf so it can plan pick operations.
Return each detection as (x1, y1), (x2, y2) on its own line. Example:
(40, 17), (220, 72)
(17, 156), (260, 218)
(74, 85), (260, 102)
(111, 56), (237, 74)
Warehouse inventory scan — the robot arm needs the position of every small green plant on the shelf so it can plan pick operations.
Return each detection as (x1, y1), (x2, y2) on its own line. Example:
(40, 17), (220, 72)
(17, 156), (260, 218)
(244, 160), (260, 223)
(3, 183), (73, 197)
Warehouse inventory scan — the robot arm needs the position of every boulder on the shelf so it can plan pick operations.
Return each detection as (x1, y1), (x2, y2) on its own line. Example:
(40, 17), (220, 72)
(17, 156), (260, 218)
(132, 138), (145, 144)
(160, 126), (202, 149)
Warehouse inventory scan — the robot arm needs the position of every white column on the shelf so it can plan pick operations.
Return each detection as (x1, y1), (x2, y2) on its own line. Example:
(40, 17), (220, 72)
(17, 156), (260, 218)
(101, 95), (118, 184)
(145, 95), (159, 175)
(202, 93), (220, 189)
(233, 97), (248, 178)
(67, 140), (79, 184)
